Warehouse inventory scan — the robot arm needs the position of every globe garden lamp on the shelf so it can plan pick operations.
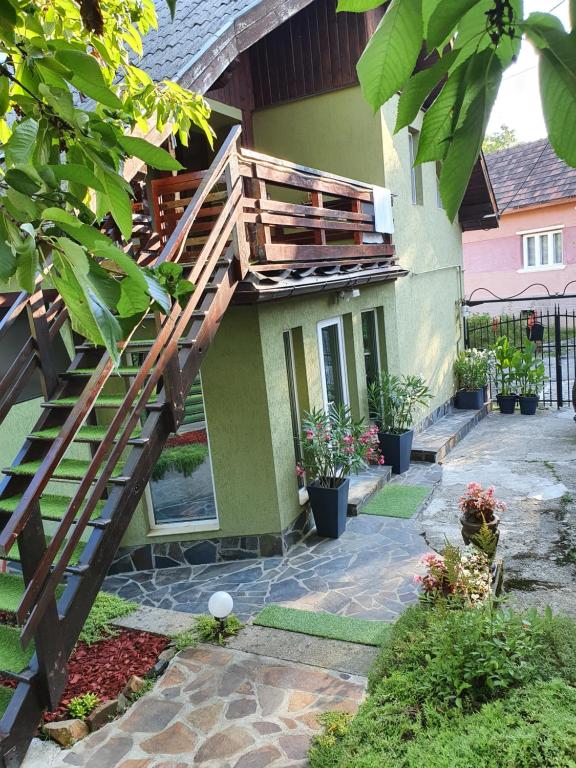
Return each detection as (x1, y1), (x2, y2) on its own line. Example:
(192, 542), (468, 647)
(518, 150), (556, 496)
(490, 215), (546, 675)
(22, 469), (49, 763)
(208, 591), (233, 634)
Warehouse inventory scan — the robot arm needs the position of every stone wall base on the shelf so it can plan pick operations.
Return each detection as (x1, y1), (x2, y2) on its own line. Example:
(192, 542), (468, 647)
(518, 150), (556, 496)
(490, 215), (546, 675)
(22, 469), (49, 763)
(109, 506), (314, 575)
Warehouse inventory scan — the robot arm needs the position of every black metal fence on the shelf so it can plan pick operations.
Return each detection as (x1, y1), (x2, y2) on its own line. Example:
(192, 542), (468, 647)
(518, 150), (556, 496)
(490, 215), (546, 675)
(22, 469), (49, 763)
(464, 306), (576, 407)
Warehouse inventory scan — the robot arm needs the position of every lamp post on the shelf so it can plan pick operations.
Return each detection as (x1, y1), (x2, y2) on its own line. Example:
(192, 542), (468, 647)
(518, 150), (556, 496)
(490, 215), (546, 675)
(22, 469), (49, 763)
(208, 591), (233, 637)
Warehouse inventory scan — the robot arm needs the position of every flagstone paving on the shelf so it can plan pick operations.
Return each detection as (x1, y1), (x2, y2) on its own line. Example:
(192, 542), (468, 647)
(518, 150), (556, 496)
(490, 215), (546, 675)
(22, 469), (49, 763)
(60, 645), (367, 768)
(103, 506), (434, 623)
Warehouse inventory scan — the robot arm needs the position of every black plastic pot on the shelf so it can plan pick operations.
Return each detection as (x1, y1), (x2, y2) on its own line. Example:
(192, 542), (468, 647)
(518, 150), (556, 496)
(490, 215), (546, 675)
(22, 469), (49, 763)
(455, 388), (484, 410)
(518, 394), (539, 415)
(377, 429), (413, 474)
(306, 478), (350, 539)
(496, 393), (517, 414)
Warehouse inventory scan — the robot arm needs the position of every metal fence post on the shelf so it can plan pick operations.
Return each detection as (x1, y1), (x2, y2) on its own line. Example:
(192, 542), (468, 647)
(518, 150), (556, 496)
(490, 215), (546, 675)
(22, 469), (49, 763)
(554, 305), (563, 408)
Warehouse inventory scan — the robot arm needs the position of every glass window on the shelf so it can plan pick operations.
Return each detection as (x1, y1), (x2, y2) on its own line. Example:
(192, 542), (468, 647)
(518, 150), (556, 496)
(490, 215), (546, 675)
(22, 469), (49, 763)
(361, 310), (381, 389)
(317, 318), (349, 410)
(553, 232), (563, 263)
(283, 330), (304, 488)
(523, 230), (563, 269)
(540, 235), (549, 264)
(526, 236), (536, 266)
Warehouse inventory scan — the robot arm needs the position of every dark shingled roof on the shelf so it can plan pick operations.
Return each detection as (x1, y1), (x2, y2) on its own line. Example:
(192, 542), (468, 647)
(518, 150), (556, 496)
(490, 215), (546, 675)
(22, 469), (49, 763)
(486, 139), (576, 213)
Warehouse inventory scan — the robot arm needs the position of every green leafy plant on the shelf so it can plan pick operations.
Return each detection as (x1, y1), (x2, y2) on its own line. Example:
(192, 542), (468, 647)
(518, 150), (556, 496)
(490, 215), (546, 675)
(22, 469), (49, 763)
(510, 342), (547, 396)
(298, 405), (383, 488)
(79, 592), (137, 645)
(0, 0), (211, 362)
(194, 614), (243, 646)
(172, 629), (199, 652)
(491, 336), (515, 395)
(368, 373), (433, 434)
(471, 519), (499, 563)
(454, 348), (491, 391)
(127, 678), (154, 702)
(67, 692), (100, 720)
(483, 123), (517, 154)
(151, 443), (209, 481)
(337, 0), (576, 221)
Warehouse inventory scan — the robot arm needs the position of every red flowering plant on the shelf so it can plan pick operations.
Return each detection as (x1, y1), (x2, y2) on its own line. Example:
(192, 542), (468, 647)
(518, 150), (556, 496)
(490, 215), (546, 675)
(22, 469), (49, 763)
(414, 545), (491, 607)
(458, 482), (506, 523)
(296, 405), (384, 489)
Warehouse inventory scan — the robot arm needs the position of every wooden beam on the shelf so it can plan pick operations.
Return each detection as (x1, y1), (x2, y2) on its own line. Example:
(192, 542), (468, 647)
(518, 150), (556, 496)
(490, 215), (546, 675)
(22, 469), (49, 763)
(260, 243), (395, 262)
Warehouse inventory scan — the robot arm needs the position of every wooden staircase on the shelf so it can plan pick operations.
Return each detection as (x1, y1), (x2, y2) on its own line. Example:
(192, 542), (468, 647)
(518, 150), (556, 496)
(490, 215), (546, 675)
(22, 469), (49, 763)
(0, 124), (400, 765)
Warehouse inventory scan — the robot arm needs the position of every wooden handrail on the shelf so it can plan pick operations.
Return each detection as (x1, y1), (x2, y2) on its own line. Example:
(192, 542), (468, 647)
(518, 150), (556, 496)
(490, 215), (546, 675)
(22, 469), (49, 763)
(16, 128), (245, 640)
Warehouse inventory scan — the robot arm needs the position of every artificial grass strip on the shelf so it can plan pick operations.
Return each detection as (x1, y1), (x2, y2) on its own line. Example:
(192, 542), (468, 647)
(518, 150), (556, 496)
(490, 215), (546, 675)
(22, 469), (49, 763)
(7, 537), (85, 566)
(0, 573), (25, 613)
(68, 367), (144, 377)
(0, 493), (104, 521)
(0, 624), (34, 673)
(5, 458), (121, 480)
(254, 605), (391, 647)
(0, 686), (13, 718)
(361, 484), (431, 519)
(30, 425), (142, 443)
(151, 443), (209, 481)
(49, 394), (157, 408)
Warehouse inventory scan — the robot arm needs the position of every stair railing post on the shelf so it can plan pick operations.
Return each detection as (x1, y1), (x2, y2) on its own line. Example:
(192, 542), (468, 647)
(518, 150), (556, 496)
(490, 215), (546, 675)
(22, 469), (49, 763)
(554, 304), (563, 408)
(26, 289), (59, 401)
(226, 137), (250, 278)
(18, 502), (67, 710)
(154, 311), (185, 433)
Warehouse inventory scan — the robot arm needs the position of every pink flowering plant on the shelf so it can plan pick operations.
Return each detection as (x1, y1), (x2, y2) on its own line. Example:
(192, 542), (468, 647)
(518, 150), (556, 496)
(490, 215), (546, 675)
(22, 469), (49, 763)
(297, 406), (383, 489)
(459, 482), (506, 522)
(414, 544), (491, 607)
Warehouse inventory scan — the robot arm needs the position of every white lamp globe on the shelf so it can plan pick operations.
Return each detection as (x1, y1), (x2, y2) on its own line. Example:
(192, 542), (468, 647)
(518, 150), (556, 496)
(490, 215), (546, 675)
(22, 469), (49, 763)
(208, 591), (233, 620)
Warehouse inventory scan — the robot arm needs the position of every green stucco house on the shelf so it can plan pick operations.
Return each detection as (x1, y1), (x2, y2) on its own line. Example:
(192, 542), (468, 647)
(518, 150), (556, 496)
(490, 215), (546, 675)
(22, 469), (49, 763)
(0, 1), (497, 571)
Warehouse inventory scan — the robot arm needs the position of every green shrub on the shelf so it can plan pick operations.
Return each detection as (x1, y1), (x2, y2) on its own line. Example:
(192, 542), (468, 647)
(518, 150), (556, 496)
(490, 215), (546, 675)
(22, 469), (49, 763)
(195, 614), (243, 645)
(79, 592), (137, 645)
(67, 692), (100, 720)
(172, 629), (199, 652)
(151, 444), (209, 481)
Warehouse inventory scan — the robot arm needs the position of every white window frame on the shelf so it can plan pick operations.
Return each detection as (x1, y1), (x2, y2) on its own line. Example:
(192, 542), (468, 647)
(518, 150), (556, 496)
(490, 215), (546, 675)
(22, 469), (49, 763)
(361, 309), (382, 385)
(521, 229), (564, 272)
(317, 317), (350, 411)
(146, 371), (220, 535)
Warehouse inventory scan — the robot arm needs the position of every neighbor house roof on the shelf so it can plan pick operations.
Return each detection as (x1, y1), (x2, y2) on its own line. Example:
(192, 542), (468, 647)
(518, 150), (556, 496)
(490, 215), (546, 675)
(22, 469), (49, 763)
(486, 139), (576, 213)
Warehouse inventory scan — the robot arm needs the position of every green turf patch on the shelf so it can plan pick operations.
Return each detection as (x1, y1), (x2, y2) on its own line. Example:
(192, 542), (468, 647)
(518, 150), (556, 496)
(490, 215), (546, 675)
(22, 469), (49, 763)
(4, 458), (121, 480)
(0, 573), (25, 613)
(360, 484), (430, 519)
(30, 425), (141, 443)
(49, 394), (157, 408)
(0, 685), (13, 718)
(253, 605), (391, 646)
(6, 536), (85, 566)
(0, 624), (34, 673)
(68, 367), (144, 377)
(0, 493), (104, 521)
(152, 443), (209, 481)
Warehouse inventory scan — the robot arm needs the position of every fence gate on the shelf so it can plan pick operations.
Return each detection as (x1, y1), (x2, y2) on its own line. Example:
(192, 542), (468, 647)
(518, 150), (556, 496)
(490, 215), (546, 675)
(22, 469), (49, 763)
(463, 304), (576, 408)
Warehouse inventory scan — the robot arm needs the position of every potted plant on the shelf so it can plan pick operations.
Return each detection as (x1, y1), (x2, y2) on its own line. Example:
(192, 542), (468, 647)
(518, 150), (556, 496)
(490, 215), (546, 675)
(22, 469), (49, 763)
(458, 482), (505, 547)
(453, 349), (491, 410)
(492, 336), (517, 414)
(297, 406), (383, 539)
(511, 342), (547, 415)
(368, 373), (433, 474)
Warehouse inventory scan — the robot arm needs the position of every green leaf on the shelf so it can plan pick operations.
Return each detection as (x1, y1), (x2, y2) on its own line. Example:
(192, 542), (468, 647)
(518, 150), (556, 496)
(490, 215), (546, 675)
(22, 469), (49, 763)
(571, 0), (576, 31)
(336, 0), (385, 10)
(166, 0), (177, 19)
(54, 51), (122, 110)
(357, 0), (423, 111)
(99, 173), (133, 240)
(117, 277), (150, 317)
(0, 0), (18, 34)
(416, 66), (467, 163)
(116, 135), (183, 171)
(15, 239), (38, 294)
(45, 163), (104, 192)
(0, 241), (16, 280)
(426, 0), (482, 49)
(439, 56), (502, 220)
(4, 167), (41, 196)
(4, 119), (39, 166)
(144, 274), (171, 314)
(395, 49), (459, 132)
(0, 76), (9, 117)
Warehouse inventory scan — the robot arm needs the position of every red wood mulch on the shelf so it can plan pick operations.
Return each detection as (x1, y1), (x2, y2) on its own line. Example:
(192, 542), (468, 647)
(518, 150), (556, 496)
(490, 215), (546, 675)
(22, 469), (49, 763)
(166, 429), (207, 448)
(43, 628), (169, 722)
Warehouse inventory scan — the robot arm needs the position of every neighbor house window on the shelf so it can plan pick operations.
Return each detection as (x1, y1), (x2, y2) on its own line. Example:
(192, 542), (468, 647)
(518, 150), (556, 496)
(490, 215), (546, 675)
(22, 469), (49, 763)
(408, 128), (423, 205)
(283, 329), (304, 487)
(361, 310), (381, 389)
(317, 317), (349, 410)
(522, 229), (563, 269)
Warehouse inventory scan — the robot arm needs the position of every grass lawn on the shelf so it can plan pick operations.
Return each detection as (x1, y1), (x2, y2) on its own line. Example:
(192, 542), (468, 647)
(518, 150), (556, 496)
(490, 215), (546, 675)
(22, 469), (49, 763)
(254, 605), (391, 646)
(360, 484), (430, 518)
(309, 604), (576, 767)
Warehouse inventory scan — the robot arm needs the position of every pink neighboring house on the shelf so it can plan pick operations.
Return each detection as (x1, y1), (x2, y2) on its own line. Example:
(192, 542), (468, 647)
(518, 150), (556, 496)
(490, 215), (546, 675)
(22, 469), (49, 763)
(463, 139), (576, 315)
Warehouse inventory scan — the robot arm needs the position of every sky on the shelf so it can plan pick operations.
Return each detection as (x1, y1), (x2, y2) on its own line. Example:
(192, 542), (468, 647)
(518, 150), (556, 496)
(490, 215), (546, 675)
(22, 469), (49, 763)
(487, 0), (570, 142)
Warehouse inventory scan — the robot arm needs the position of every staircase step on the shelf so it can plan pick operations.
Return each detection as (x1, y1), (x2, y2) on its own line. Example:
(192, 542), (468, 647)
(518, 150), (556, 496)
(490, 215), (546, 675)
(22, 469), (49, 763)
(410, 405), (489, 463)
(4, 536), (85, 566)
(44, 394), (156, 409)
(0, 572), (25, 613)
(3, 459), (121, 482)
(0, 493), (104, 522)
(29, 425), (143, 445)
(0, 625), (34, 674)
(62, 367), (152, 379)
(347, 465), (393, 516)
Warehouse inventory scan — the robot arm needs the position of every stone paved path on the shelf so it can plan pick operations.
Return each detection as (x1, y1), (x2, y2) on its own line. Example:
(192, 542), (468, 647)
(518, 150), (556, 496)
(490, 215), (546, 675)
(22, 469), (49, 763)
(60, 645), (367, 768)
(104, 510), (432, 623)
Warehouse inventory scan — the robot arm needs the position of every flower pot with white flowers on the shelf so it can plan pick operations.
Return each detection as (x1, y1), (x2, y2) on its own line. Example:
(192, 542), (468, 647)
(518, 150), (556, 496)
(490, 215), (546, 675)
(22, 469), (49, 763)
(297, 405), (383, 539)
(453, 349), (491, 410)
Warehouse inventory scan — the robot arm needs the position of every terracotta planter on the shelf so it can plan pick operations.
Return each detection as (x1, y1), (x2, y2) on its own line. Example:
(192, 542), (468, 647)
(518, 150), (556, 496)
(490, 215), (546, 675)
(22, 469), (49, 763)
(460, 513), (500, 546)
(307, 478), (350, 539)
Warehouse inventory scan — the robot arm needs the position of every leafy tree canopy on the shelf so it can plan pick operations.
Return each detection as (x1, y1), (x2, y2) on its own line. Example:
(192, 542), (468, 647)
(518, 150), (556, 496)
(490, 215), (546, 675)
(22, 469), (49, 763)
(0, 0), (211, 362)
(338, 0), (576, 221)
(483, 123), (518, 153)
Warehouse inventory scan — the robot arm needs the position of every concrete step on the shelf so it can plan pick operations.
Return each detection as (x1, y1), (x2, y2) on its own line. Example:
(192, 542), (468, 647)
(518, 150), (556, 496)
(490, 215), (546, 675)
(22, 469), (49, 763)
(411, 404), (489, 464)
(347, 465), (392, 515)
